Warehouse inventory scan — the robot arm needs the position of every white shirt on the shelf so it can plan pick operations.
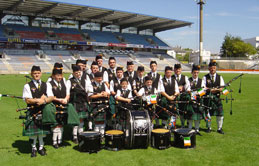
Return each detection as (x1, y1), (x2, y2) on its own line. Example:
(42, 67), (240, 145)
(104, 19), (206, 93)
(88, 81), (110, 97)
(115, 88), (133, 99)
(132, 76), (145, 87)
(110, 77), (132, 92)
(22, 80), (54, 99)
(191, 77), (206, 89)
(51, 79), (70, 96)
(138, 86), (158, 97)
(145, 71), (162, 80)
(159, 78), (180, 94)
(108, 67), (117, 74)
(66, 77), (93, 96)
(175, 74), (191, 91)
(202, 73), (225, 87)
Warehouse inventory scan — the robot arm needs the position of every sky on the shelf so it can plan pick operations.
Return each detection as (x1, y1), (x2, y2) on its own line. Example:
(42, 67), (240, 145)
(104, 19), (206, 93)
(52, 0), (259, 54)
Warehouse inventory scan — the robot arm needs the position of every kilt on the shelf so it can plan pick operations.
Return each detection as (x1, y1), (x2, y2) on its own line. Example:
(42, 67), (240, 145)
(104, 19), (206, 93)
(42, 103), (57, 125)
(67, 103), (80, 125)
(178, 93), (193, 118)
(187, 98), (205, 121)
(159, 97), (177, 120)
(55, 103), (80, 126)
(23, 111), (50, 137)
(204, 94), (224, 116)
(72, 102), (90, 119)
(92, 104), (108, 123)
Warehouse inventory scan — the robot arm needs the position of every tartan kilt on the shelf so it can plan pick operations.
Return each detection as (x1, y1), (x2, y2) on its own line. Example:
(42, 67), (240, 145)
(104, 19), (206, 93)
(78, 111), (89, 119)
(188, 98), (205, 120)
(23, 114), (50, 137)
(73, 102), (90, 119)
(204, 94), (224, 116)
(189, 105), (205, 120)
(158, 97), (174, 120)
(92, 104), (107, 123)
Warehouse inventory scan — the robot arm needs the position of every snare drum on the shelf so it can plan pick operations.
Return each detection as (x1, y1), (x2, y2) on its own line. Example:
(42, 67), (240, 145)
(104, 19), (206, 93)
(173, 128), (196, 148)
(78, 131), (101, 153)
(123, 109), (151, 149)
(105, 130), (124, 151)
(151, 128), (171, 150)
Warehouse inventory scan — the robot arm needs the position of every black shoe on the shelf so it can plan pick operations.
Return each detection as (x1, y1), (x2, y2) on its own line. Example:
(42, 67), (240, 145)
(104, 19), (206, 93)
(196, 131), (202, 136)
(53, 144), (59, 149)
(206, 128), (211, 133)
(38, 147), (47, 156)
(58, 143), (63, 148)
(31, 148), (37, 158)
(217, 129), (224, 134)
(73, 138), (78, 144)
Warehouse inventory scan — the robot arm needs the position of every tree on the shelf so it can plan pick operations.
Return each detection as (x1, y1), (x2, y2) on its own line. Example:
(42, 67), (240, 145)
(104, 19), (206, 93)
(220, 34), (257, 57)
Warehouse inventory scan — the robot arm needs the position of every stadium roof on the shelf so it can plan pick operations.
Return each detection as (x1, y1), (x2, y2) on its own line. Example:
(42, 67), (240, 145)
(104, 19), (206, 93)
(0, 0), (192, 33)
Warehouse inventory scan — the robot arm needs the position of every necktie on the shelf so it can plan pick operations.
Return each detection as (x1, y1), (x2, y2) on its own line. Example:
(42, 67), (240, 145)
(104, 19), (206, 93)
(57, 82), (61, 90)
(153, 73), (155, 78)
(194, 80), (197, 86)
(211, 75), (214, 83)
(36, 80), (41, 90)
(129, 72), (133, 79)
(168, 79), (171, 85)
(122, 90), (126, 96)
(177, 75), (180, 82)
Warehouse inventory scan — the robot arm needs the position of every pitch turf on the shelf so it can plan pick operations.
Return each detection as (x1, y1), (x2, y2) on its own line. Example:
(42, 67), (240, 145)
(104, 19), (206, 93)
(0, 73), (258, 166)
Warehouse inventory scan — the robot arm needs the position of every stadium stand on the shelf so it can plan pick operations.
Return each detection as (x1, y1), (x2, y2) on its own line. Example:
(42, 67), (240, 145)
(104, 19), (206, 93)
(5, 24), (46, 39)
(82, 30), (120, 43)
(0, 0), (193, 74)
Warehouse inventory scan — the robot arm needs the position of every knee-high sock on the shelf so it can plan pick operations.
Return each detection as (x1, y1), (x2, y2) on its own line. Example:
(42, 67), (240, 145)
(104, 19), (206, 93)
(73, 126), (78, 139)
(52, 127), (59, 145)
(94, 124), (106, 136)
(194, 120), (200, 131)
(216, 116), (224, 130)
(78, 122), (84, 134)
(88, 121), (93, 130)
(188, 120), (193, 129)
(100, 124), (105, 136)
(29, 136), (37, 150)
(180, 115), (185, 128)
(57, 127), (63, 144)
(38, 135), (45, 150)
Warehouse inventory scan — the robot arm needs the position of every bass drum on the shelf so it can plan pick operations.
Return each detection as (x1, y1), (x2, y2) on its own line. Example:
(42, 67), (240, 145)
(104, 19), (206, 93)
(123, 109), (151, 149)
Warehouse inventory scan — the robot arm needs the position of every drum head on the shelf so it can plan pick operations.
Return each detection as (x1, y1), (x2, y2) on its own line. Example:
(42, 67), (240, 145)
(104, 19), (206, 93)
(80, 131), (100, 137)
(106, 130), (124, 135)
(152, 128), (170, 134)
(174, 128), (195, 135)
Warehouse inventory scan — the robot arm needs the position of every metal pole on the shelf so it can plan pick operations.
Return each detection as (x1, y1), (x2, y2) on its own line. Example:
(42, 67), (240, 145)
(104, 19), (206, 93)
(198, 0), (205, 65)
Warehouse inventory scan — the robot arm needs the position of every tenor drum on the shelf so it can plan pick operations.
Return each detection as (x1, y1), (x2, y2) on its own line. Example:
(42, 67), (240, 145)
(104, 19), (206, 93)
(105, 130), (124, 151)
(78, 131), (101, 153)
(151, 128), (171, 150)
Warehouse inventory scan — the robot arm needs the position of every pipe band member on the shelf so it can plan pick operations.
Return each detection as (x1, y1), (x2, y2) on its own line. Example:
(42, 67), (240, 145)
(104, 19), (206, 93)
(115, 78), (133, 129)
(67, 64), (91, 144)
(172, 64), (191, 128)
(159, 66), (180, 129)
(89, 71), (111, 136)
(22, 65), (55, 157)
(50, 68), (79, 148)
(203, 60), (225, 134)
(187, 65), (206, 135)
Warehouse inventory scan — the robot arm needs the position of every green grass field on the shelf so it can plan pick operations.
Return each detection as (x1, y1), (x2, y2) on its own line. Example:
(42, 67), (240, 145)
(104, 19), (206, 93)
(0, 73), (258, 166)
